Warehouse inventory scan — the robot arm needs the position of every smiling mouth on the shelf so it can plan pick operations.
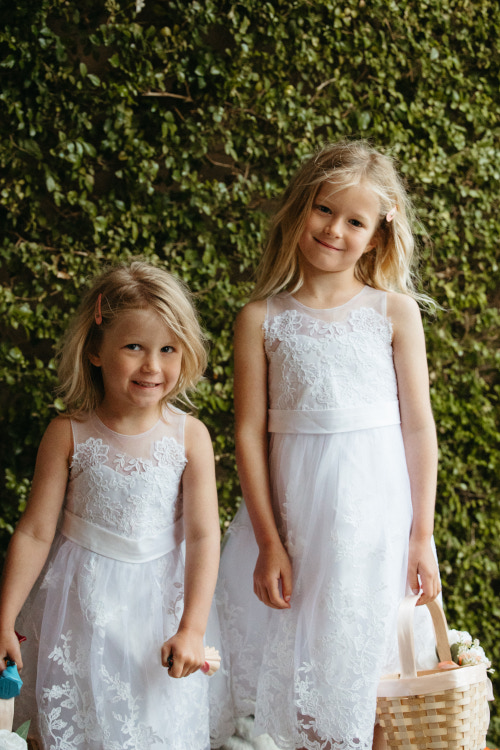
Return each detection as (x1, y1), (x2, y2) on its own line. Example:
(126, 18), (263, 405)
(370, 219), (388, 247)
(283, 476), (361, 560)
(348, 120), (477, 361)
(315, 237), (341, 250)
(133, 381), (161, 388)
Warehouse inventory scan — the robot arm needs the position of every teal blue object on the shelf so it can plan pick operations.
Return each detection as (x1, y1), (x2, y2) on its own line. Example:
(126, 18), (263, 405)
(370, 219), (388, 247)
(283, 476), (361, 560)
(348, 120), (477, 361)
(0, 661), (23, 699)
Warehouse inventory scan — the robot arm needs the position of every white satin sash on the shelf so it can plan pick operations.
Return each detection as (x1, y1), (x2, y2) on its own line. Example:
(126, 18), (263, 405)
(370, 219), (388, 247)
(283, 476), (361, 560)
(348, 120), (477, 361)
(268, 400), (401, 434)
(61, 509), (184, 563)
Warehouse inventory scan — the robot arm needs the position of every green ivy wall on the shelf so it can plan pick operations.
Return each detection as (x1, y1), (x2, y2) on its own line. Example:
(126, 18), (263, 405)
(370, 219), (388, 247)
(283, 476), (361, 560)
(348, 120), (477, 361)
(1, 0), (499, 742)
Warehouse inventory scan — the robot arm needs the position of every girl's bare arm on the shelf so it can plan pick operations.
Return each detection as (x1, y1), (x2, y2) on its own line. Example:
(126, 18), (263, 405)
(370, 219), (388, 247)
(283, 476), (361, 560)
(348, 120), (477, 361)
(233, 301), (292, 609)
(161, 417), (220, 677)
(0, 417), (72, 667)
(389, 293), (441, 606)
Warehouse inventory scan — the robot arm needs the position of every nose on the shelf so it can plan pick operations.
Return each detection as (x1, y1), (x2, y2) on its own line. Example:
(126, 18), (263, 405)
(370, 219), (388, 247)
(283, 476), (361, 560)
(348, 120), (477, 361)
(142, 352), (161, 373)
(324, 216), (342, 237)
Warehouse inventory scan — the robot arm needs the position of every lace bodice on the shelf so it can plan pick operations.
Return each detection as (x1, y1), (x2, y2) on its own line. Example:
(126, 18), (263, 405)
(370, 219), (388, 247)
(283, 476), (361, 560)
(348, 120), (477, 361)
(66, 410), (187, 539)
(264, 286), (398, 411)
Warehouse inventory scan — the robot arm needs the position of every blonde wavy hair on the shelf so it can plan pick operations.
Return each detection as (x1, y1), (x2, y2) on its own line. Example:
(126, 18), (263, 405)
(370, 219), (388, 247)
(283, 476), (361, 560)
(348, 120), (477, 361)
(252, 139), (433, 307)
(57, 261), (208, 416)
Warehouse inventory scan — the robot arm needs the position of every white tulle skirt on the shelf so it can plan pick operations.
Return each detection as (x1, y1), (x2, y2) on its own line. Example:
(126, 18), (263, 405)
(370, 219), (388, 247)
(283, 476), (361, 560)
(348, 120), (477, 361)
(211, 425), (438, 750)
(15, 534), (212, 750)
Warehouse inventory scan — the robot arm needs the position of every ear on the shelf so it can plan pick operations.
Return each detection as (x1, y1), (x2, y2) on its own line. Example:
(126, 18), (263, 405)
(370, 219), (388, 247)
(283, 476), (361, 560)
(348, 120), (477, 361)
(88, 352), (101, 367)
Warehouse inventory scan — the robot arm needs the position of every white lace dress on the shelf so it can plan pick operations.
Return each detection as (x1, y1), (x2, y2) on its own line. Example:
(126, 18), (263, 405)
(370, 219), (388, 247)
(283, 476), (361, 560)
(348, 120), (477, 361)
(15, 409), (212, 750)
(211, 287), (438, 750)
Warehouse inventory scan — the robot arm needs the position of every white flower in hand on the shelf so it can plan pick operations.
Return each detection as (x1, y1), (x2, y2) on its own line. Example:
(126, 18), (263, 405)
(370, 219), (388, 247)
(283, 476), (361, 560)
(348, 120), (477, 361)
(201, 646), (221, 676)
(0, 729), (28, 749)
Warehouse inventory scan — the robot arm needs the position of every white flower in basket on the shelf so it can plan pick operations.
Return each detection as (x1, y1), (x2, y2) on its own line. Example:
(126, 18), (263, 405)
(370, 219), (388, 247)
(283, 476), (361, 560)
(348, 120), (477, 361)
(448, 629), (493, 672)
(376, 595), (492, 750)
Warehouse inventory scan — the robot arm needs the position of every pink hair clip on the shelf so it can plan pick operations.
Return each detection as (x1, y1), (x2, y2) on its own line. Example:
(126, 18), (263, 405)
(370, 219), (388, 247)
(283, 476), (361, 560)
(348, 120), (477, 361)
(95, 293), (103, 325)
(386, 207), (397, 223)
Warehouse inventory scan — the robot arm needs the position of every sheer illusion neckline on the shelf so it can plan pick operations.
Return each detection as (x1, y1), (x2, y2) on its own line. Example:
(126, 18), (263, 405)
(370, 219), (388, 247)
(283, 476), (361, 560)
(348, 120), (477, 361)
(290, 285), (367, 312)
(93, 413), (163, 439)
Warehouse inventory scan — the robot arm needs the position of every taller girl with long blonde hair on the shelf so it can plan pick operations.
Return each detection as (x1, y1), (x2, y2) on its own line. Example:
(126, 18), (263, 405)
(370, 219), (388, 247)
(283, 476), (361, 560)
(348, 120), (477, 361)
(211, 140), (441, 750)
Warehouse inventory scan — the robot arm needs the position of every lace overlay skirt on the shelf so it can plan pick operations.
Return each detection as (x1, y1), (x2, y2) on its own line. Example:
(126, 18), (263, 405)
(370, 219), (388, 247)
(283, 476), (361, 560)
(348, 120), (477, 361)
(211, 424), (437, 750)
(15, 534), (211, 750)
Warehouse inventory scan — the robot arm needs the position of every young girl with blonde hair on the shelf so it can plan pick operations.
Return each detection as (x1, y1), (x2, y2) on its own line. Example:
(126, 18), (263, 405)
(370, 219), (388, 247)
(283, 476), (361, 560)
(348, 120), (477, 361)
(211, 140), (441, 750)
(0, 261), (220, 749)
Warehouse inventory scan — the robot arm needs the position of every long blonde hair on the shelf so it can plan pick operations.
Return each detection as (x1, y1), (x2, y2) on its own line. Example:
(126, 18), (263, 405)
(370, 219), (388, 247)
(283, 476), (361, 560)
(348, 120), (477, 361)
(252, 139), (432, 306)
(57, 261), (208, 416)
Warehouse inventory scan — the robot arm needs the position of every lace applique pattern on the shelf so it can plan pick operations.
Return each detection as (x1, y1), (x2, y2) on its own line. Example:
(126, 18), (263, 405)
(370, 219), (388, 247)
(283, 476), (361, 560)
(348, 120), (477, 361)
(264, 307), (397, 411)
(71, 438), (109, 475)
(68, 436), (186, 538)
(41, 631), (162, 749)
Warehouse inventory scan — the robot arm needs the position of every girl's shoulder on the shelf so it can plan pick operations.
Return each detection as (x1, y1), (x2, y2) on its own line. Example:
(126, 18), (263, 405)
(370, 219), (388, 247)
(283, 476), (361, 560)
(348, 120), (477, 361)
(234, 299), (268, 344)
(43, 414), (74, 442)
(386, 291), (423, 338)
(183, 414), (214, 461)
(38, 414), (74, 465)
(236, 293), (295, 327)
(386, 291), (421, 317)
(236, 298), (268, 325)
(184, 413), (210, 439)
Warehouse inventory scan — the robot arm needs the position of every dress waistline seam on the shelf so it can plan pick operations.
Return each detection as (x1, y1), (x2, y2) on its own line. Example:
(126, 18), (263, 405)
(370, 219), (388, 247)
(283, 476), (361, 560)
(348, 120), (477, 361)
(60, 509), (184, 563)
(268, 401), (401, 434)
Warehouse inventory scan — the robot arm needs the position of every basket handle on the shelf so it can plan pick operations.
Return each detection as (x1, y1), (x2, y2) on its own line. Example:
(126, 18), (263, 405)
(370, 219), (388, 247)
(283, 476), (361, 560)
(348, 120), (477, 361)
(397, 594), (452, 679)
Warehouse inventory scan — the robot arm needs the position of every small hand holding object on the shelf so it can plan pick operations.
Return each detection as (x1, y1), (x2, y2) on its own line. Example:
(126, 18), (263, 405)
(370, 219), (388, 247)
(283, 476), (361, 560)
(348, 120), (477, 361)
(407, 537), (441, 606)
(0, 661), (23, 699)
(0, 633), (25, 701)
(0, 631), (26, 675)
(164, 645), (220, 677)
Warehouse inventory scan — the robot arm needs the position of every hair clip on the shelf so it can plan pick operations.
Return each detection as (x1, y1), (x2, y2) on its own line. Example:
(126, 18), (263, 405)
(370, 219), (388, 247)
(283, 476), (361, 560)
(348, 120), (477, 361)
(386, 207), (397, 223)
(95, 293), (103, 325)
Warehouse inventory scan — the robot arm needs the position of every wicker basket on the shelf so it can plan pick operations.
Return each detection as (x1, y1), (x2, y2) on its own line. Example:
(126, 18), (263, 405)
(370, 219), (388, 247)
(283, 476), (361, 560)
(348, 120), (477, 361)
(376, 595), (490, 750)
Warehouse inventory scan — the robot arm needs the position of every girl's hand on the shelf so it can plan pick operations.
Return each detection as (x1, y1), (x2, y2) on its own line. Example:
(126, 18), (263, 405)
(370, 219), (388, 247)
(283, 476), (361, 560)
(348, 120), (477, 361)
(161, 629), (205, 678)
(407, 535), (441, 606)
(253, 542), (292, 610)
(0, 629), (23, 671)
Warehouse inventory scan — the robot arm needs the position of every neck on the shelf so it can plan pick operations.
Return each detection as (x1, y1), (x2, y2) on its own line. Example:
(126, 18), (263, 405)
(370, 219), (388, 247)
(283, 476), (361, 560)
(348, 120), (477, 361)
(294, 270), (365, 309)
(95, 404), (163, 435)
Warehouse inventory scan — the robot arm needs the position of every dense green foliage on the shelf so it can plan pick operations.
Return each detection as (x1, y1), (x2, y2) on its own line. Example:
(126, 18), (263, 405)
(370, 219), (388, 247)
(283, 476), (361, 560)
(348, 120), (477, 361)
(1, 0), (499, 741)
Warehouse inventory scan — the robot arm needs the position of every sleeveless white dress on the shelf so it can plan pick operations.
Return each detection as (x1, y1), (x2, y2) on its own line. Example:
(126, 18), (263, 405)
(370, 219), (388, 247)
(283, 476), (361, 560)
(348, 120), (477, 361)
(211, 287), (438, 750)
(15, 409), (212, 750)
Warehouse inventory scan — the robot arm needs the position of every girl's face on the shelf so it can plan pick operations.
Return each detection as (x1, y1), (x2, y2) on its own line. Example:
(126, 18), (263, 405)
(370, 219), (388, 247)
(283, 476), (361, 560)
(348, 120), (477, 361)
(298, 183), (380, 278)
(89, 308), (183, 419)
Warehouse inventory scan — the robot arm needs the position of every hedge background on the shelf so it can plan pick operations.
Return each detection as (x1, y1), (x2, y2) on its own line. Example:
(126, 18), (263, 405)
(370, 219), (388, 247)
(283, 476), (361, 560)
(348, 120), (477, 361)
(1, 0), (499, 743)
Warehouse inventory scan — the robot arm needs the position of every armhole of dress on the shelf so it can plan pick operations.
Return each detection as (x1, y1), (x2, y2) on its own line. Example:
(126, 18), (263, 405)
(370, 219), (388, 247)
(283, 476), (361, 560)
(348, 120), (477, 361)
(382, 290), (388, 319)
(179, 412), (187, 450)
(163, 404), (186, 449)
(264, 296), (275, 351)
(68, 418), (78, 468)
(382, 291), (395, 343)
(265, 295), (272, 322)
(262, 296), (272, 342)
(265, 293), (285, 326)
